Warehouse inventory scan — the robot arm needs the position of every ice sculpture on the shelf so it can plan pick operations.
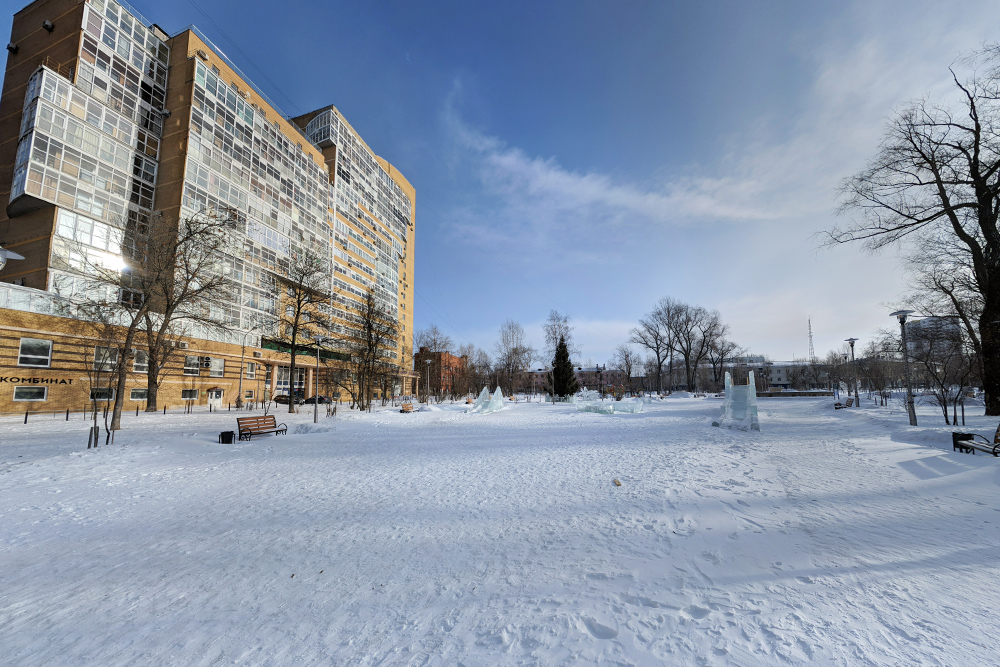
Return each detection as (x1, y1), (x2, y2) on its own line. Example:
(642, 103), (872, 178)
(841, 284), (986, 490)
(481, 387), (505, 414)
(576, 398), (644, 415)
(712, 371), (760, 431)
(469, 386), (490, 411)
(614, 399), (644, 414)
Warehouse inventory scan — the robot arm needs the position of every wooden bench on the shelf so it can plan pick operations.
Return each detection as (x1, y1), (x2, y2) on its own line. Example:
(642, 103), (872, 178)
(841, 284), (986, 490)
(400, 403), (414, 413)
(834, 397), (855, 410)
(237, 415), (287, 441)
(952, 425), (1000, 457)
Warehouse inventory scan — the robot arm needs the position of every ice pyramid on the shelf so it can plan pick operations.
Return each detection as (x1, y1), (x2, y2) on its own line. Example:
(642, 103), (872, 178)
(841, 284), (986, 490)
(712, 371), (760, 431)
(469, 386), (490, 411)
(481, 387), (505, 414)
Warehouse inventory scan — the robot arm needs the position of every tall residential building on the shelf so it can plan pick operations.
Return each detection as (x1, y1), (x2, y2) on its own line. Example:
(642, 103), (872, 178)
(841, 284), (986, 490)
(0, 0), (415, 410)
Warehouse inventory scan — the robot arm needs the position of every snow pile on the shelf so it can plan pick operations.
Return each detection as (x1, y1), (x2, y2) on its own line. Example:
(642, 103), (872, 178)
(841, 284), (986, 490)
(293, 423), (333, 434)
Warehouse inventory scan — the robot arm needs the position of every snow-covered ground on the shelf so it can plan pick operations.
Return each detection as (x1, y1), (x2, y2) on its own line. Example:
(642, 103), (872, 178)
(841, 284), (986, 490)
(1, 396), (998, 665)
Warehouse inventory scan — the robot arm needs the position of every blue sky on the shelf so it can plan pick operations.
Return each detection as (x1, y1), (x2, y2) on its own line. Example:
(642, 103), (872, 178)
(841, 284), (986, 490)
(7, 0), (1000, 364)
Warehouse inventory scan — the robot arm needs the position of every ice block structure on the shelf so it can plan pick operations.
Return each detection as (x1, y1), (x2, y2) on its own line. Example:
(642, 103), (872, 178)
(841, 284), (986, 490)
(481, 387), (506, 414)
(469, 386), (490, 411)
(712, 371), (760, 431)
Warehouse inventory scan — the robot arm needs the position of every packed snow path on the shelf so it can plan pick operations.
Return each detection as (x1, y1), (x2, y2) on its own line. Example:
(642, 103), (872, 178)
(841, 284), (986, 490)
(1, 398), (998, 665)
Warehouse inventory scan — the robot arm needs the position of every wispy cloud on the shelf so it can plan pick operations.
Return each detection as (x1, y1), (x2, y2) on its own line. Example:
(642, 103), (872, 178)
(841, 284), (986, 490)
(422, 0), (1000, 360)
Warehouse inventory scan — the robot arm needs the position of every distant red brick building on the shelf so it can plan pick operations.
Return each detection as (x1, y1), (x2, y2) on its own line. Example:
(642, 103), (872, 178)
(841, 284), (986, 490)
(413, 348), (466, 396)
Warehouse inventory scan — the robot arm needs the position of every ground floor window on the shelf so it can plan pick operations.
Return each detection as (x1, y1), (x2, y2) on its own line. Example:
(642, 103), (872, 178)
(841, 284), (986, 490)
(130, 388), (148, 400)
(181, 389), (198, 400)
(90, 388), (115, 401)
(14, 386), (47, 401)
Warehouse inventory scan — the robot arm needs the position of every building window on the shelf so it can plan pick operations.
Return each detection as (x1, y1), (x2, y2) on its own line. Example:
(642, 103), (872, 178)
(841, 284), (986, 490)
(130, 388), (148, 400)
(90, 388), (115, 401)
(209, 358), (225, 377)
(94, 346), (118, 371)
(245, 362), (256, 379)
(181, 389), (198, 400)
(18, 338), (53, 367)
(14, 386), (47, 401)
(184, 355), (200, 375)
(133, 349), (148, 373)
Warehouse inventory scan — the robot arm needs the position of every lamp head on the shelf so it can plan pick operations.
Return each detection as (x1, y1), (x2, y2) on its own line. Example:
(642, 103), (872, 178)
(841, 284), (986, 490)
(890, 309), (915, 324)
(0, 246), (26, 272)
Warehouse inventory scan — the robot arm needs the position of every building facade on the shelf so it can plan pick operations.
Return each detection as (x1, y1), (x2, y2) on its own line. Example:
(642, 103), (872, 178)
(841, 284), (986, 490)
(413, 347), (466, 397)
(0, 0), (416, 411)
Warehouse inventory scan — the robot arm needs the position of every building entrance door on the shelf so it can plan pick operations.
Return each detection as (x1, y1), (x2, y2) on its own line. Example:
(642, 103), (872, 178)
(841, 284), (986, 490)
(208, 389), (224, 410)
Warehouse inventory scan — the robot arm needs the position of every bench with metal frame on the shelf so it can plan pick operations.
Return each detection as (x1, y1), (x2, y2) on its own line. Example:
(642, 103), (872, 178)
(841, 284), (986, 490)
(237, 415), (287, 441)
(834, 397), (855, 410)
(952, 425), (1000, 457)
(400, 403), (414, 413)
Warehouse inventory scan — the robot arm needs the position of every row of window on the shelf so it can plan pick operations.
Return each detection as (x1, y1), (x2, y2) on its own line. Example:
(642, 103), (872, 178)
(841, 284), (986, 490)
(12, 386), (257, 402)
(12, 337), (258, 379)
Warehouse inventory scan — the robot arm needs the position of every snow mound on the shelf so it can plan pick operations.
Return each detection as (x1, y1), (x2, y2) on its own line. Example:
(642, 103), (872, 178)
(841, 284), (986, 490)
(293, 423), (333, 434)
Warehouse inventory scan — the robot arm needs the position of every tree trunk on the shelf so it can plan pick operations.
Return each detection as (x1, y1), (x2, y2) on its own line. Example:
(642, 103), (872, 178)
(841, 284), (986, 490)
(288, 350), (297, 413)
(146, 368), (160, 412)
(110, 325), (139, 431)
(982, 313), (1000, 415)
(145, 350), (161, 412)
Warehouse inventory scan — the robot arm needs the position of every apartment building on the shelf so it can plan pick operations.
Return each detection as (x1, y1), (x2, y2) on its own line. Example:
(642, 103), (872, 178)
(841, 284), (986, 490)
(0, 0), (416, 411)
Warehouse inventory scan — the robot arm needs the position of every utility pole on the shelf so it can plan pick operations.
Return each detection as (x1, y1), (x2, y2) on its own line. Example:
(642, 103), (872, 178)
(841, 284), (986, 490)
(890, 310), (918, 426)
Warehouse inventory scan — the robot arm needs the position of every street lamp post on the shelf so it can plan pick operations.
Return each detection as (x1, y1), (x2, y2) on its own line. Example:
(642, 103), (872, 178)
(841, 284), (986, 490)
(424, 358), (432, 404)
(890, 310), (918, 426)
(845, 338), (860, 407)
(236, 324), (261, 409)
(313, 336), (330, 424)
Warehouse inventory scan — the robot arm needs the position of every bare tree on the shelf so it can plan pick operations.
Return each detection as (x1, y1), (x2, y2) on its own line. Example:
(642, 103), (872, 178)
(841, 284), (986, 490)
(669, 305), (725, 392)
(415, 324), (453, 353)
(833, 45), (1000, 414)
(276, 249), (331, 412)
(134, 209), (240, 411)
(80, 313), (127, 447)
(857, 333), (897, 406)
(907, 317), (980, 424)
(706, 337), (741, 390)
(337, 289), (399, 412)
(609, 344), (639, 395)
(494, 320), (535, 396)
(542, 310), (580, 361)
(631, 298), (678, 393)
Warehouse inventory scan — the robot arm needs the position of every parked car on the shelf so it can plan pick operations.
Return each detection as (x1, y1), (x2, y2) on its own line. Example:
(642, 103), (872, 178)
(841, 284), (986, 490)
(272, 394), (303, 405)
(302, 395), (332, 404)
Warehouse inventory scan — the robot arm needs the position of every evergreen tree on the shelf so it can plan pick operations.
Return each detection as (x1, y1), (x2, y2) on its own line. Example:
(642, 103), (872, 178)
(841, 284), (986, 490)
(547, 335), (579, 398)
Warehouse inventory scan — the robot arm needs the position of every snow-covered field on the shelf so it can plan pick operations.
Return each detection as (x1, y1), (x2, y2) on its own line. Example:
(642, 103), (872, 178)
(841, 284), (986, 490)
(1, 396), (998, 665)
